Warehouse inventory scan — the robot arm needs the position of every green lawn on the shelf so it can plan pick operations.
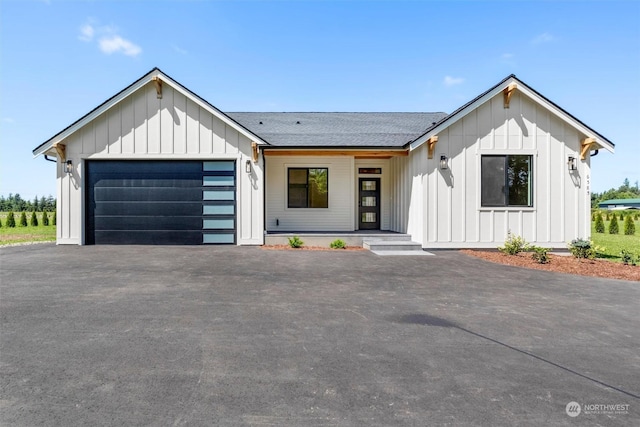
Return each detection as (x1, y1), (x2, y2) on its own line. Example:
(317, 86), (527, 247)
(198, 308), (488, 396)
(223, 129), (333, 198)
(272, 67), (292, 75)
(0, 212), (56, 245)
(591, 219), (640, 262)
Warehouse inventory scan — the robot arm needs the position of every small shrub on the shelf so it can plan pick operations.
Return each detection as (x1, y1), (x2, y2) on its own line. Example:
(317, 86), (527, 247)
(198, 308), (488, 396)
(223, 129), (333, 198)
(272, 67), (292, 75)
(609, 215), (619, 234)
(6, 211), (16, 228)
(568, 238), (595, 260)
(498, 231), (530, 255)
(594, 213), (605, 233)
(30, 211), (38, 226)
(330, 239), (347, 249)
(42, 211), (49, 226)
(0, 217), (2, 228)
(621, 250), (635, 266)
(605, 212), (610, 221)
(52, 211), (57, 226)
(19, 212), (28, 227)
(623, 214), (635, 235)
(531, 246), (550, 264)
(287, 235), (304, 248)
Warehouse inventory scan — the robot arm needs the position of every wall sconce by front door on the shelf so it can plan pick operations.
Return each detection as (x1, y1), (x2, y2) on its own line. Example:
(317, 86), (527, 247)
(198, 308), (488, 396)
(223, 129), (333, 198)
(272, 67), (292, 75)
(567, 156), (577, 171)
(439, 155), (448, 170)
(245, 159), (252, 174)
(64, 159), (73, 174)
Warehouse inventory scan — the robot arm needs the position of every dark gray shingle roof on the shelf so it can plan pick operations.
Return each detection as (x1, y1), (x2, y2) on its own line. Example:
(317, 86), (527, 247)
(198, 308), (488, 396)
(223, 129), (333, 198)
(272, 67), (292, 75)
(227, 112), (448, 147)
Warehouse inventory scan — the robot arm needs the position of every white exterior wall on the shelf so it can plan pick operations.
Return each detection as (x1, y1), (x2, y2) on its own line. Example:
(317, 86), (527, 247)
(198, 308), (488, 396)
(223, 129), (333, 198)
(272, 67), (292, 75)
(390, 91), (591, 248)
(55, 82), (264, 245)
(265, 156), (355, 231)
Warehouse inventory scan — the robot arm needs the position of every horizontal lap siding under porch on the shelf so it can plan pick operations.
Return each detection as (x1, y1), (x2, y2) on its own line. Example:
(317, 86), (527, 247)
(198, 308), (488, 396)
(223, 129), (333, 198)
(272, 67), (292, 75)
(266, 156), (354, 232)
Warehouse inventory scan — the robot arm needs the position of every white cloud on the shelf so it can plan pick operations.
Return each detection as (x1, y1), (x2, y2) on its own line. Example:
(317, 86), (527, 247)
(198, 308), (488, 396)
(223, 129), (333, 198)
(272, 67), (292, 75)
(443, 76), (465, 87)
(532, 32), (555, 45)
(1, 117), (15, 123)
(501, 53), (514, 60)
(78, 19), (141, 57)
(79, 24), (94, 42)
(99, 36), (142, 57)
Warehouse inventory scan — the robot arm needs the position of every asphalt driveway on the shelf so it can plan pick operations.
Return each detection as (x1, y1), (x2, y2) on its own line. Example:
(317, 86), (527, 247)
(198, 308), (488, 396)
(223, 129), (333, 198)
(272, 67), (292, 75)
(1, 244), (638, 426)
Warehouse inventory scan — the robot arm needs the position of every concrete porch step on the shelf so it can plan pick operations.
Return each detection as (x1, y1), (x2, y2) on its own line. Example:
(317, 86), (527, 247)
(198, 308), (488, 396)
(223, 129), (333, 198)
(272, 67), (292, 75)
(362, 239), (423, 251)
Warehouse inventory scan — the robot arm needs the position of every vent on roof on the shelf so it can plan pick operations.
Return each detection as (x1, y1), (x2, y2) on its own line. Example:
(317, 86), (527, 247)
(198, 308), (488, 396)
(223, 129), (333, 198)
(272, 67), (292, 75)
(259, 121), (263, 124)
(296, 121), (300, 124)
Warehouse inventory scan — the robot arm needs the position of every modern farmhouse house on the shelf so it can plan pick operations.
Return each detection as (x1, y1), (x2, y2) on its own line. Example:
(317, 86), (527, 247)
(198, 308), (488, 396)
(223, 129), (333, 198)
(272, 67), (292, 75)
(33, 68), (614, 248)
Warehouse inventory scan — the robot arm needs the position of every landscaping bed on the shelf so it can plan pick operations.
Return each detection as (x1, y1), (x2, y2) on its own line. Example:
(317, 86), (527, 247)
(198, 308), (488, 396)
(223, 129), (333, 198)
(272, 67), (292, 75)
(461, 249), (640, 282)
(261, 244), (366, 251)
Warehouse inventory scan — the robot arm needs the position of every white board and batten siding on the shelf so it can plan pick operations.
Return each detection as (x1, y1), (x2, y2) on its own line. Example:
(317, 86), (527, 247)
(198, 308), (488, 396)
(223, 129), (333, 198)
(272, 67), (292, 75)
(389, 91), (591, 248)
(56, 82), (264, 245)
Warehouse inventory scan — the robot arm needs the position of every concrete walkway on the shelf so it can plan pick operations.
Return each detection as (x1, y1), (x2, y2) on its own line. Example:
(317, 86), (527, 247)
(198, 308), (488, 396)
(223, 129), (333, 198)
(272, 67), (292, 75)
(1, 244), (638, 426)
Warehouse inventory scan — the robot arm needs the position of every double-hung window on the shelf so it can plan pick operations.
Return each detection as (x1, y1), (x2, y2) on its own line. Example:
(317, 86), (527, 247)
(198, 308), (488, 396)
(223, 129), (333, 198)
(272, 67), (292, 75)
(288, 168), (328, 208)
(481, 155), (533, 207)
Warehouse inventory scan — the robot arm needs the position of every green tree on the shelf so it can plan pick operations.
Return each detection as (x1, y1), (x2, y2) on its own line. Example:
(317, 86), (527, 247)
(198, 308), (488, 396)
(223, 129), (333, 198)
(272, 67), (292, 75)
(624, 215), (636, 235)
(6, 212), (16, 227)
(30, 211), (38, 226)
(609, 214), (619, 234)
(594, 213), (605, 233)
(52, 211), (56, 226)
(19, 212), (28, 226)
(42, 211), (49, 226)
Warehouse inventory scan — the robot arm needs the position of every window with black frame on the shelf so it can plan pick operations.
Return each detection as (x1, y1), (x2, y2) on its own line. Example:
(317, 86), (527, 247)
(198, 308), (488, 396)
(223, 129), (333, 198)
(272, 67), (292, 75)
(481, 155), (532, 207)
(288, 168), (328, 208)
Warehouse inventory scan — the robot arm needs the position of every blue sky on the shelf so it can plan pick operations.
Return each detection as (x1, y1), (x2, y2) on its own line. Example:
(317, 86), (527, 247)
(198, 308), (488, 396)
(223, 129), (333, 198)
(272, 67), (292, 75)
(1, 0), (639, 201)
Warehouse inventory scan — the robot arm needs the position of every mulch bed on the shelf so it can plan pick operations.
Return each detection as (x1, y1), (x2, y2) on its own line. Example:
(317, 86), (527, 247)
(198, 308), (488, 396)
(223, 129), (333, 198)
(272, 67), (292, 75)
(461, 250), (640, 282)
(261, 245), (366, 251)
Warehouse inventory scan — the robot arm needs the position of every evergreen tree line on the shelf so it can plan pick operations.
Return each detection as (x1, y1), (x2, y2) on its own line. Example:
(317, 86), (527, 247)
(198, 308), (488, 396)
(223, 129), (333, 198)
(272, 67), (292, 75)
(591, 178), (640, 208)
(593, 210), (637, 235)
(0, 194), (56, 212)
(1, 211), (56, 228)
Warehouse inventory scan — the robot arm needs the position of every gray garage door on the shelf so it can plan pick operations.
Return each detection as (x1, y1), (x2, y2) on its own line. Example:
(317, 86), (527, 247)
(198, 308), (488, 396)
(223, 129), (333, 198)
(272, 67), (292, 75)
(86, 161), (236, 245)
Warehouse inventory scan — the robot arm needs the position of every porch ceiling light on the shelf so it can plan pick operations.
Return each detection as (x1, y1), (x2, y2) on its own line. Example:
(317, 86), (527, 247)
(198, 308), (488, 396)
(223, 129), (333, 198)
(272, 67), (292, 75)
(64, 159), (73, 174)
(439, 155), (448, 170)
(567, 156), (577, 171)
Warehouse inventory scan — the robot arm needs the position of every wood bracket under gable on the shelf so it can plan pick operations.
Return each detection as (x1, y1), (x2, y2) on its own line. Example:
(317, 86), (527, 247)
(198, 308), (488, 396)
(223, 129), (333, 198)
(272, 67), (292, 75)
(503, 83), (517, 108)
(53, 143), (66, 162)
(151, 77), (163, 99)
(427, 136), (438, 159)
(251, 142), (259, 163)
(580, 137), (596, 160)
